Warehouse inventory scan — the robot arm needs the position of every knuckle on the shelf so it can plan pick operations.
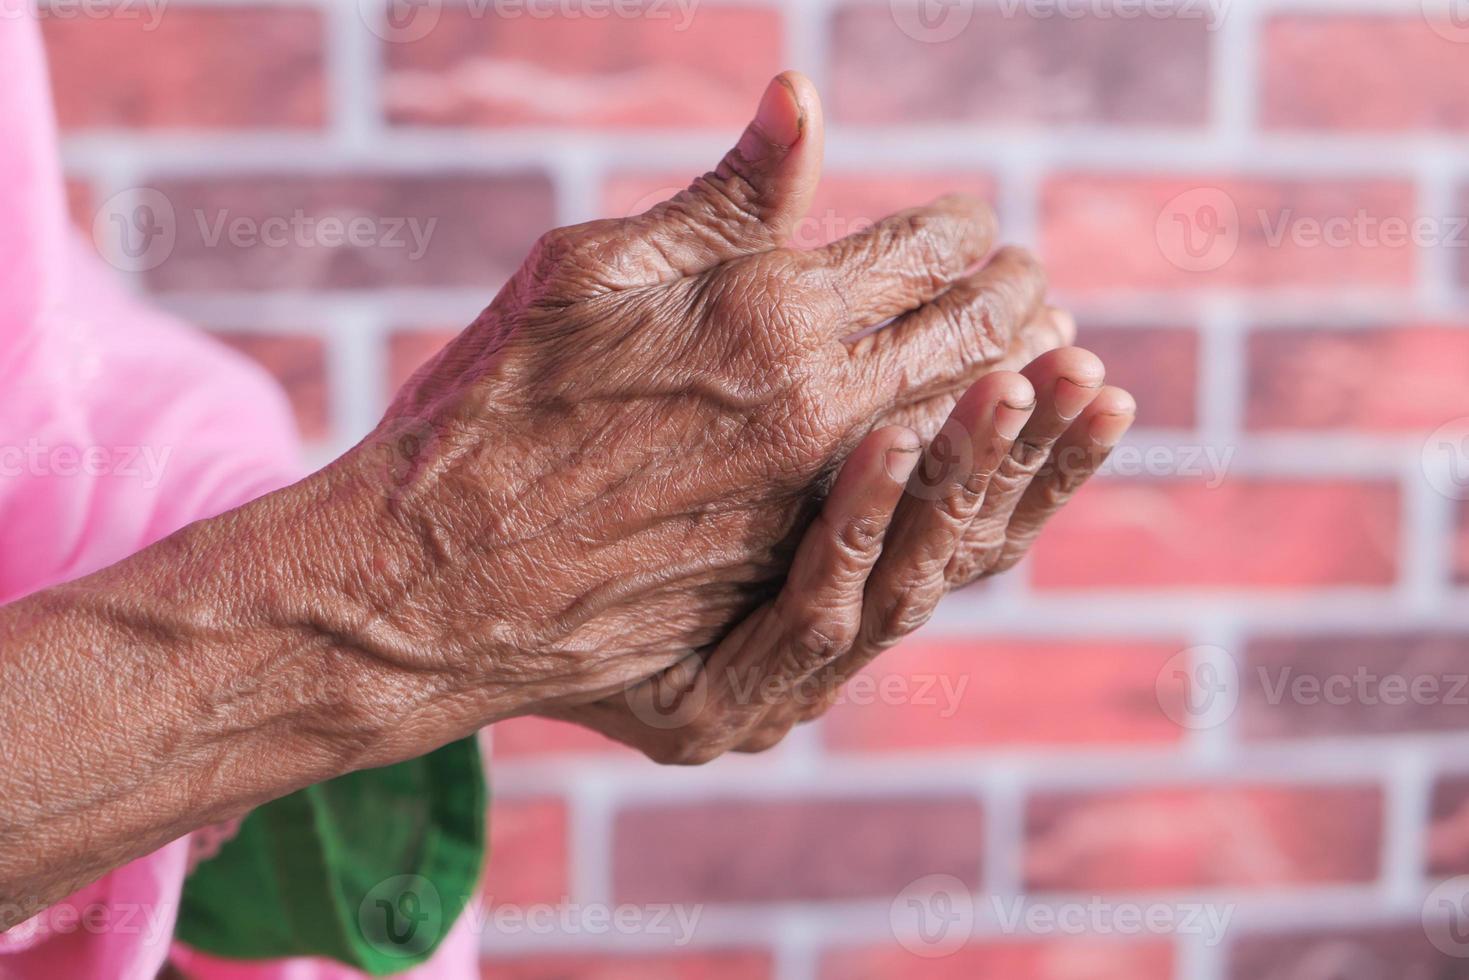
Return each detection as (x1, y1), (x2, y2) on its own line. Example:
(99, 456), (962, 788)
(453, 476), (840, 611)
(943, 294), (1007, 365)
(936, 471), (987, 524)
(530, 225), (583, 267)
(1049, 444), (1097, 493)
(892, 211), (956, 285)
(877, 581), (938, 639)
(787, 614), (855, 673)
(838, 512), (890, 556)
(1008, 437), (1052, 474)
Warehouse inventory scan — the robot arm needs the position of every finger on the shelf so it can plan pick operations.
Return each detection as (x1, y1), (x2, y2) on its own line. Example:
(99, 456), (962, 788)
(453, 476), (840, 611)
(946, 347), (1106, 586)
(701, 425), (917, 746)
(792, 373), (1036, 723)
(991, 385), (1135, 572)
(633, 71), (824, 276)
(874, 304), (1072, 443)
(850, 246), (1048, 406)
(816, 195), (997, 331)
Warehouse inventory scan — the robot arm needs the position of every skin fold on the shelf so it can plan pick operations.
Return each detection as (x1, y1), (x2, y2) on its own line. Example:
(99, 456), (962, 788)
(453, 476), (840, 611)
(0, 72), (1134, 927)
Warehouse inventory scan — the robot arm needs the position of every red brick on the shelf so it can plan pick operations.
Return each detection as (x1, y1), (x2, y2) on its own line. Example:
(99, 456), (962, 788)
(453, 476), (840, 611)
(484, 797), (569, 907)
(829, 5), (1208, 126)
(383, 7), (781, 128)
(1457, 501), (1469, 585)
(1427, 776), (1469, 876)
(138, 173), (554, 291)
(1030, 479), (1399, 590)
(614, 797), (982, 904)
(490, 716), (636, 759)
(1241, 634), (1469, 739)
(1247, 327), (1469, 432)
(822, 638), (1186, 753)
(211, 332), (329, 441)
(387, 329), (458, 398)
(821, 940), (1174, 980)
(1262, 16), (1469, 132)
(1228, 925), (1464, 980)
(1041, 175), (1419, 293)
(478, 951), (773, 980)
(1024, 785), (1383, 891)
(602, 172), (997, 250)
(41, 7), (324, 130)
(1077, 327), (1198, 429)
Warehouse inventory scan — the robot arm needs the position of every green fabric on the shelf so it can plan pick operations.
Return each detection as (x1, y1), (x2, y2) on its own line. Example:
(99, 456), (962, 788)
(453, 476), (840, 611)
(175, 737), (486, 976)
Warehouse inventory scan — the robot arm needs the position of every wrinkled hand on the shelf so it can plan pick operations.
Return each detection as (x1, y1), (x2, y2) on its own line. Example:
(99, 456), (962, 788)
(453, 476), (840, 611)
(545, 348), (1135, 763)
(330, 72), (1071, 734)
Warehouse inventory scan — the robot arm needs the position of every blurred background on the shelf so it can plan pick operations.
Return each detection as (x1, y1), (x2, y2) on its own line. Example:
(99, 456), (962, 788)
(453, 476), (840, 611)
(41, 0), (1469, 976)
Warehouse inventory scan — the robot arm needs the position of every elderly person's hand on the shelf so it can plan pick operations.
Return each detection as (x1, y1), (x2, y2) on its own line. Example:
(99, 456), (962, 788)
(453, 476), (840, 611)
(538, 348), (1134, 763)
(0, 71), (1103, 924)
(325, 72), (1083, 758)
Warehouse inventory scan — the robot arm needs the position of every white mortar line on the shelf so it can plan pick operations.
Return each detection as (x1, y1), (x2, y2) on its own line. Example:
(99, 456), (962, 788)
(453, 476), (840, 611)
(325, 0), (383, 151)
(1381, 746), (1433, 912)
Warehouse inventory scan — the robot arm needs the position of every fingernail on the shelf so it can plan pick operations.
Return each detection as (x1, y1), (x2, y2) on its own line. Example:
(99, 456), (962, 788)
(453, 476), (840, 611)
(1054, 378), (1101, 421)
(740, 76), (803, 162)
(884, 445), (921, 484)
(994, 400), (1035, 441)
(1089, 411), (1135, 448)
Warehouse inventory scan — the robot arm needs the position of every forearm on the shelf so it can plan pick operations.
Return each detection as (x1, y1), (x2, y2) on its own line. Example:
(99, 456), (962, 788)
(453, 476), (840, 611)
(0, 466), (448, 928)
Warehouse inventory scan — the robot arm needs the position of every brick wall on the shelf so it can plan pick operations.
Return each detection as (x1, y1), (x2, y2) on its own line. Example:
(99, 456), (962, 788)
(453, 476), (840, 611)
(43, 0), (1469, 977)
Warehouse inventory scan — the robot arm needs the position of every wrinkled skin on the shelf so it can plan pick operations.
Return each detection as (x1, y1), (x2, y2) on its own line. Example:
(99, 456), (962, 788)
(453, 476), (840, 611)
(0, 74), (1137, 930)
(329, 73), (1133, 760)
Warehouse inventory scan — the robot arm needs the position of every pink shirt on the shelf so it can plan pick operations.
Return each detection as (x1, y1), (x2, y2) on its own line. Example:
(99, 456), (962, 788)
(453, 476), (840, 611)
(0, 12), (476, 979)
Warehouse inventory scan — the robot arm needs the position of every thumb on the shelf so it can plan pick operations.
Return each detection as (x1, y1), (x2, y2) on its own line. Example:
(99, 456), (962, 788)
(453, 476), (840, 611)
(637, 70), (824, 274)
